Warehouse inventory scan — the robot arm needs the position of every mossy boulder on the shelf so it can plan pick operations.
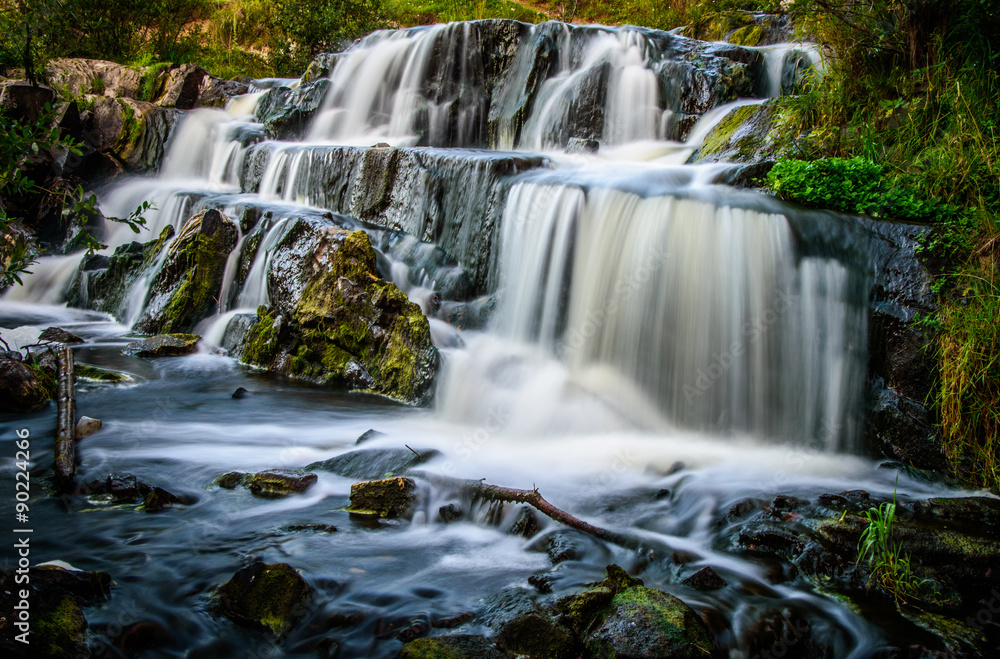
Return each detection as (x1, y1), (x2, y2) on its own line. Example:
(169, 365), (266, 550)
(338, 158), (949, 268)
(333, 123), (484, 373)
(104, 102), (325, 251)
(73, 363), (131, 383)
(558, 565), (713, 659)
(236, 222), (438, 405)
(0, 358), (52, 412)
(400, 634), (512, 658)
(215, 561), (311, 637)
(123, 333), (200, 357)
(477, 587), (580, 659)
(348, 477), (416, 518)
(684, 11), (793, 46)
(137, 209), (238, 334)
(216, 469), (318, 498)
(693, 101), (779, 166)
(68, 225), (175, 319)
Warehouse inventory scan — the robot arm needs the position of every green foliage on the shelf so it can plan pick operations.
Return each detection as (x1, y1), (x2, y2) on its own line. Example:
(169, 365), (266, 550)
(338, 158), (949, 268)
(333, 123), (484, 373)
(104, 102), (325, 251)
(271, 0), (390, 75)
(767, 157), (956, 223)
(857, 484), (922, 602)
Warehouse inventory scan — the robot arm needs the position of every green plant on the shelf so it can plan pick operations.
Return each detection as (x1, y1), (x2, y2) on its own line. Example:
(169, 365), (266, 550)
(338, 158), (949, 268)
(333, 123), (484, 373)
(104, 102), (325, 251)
(857, 483), (922, 602)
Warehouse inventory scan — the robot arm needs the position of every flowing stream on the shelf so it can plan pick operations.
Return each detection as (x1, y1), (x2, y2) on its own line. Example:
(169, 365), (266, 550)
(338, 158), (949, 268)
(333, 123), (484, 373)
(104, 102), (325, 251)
(0, 20), (969, 658)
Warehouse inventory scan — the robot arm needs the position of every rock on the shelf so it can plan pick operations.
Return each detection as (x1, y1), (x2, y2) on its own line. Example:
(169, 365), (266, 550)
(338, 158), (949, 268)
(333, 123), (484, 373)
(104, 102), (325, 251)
(215, 561), (311, 637)
(257, 80), (331, 140)
(438, 503), (463, 523)
(692, 101), (779, 165)
(68, 225), (175, 318)
(400, 634), (510, 658)
(107, 472), (140, 502)
(355, 428), (384, 444)
(682, 566), (728, 591)
(157, 64), (208, 109)
(566, 137), (600, 154)
(742, 609), (818, 659)
(38, 327), (86, 345)
(0, 564), (112, 658)
(142, 486), (183, 512)
(282, 523), (338, 534)
(0, 81), (58, 122)
(45, 58), (142, 98)
(195, 74), (251, 108)
(347, 477), (416, 518)
(123, 333), (199, 358)
(215, 469), (318, 498)
(73, 363), (131, 383)
(479, 587), (579, 659)
(74, 416), (102, 440)
(557, 565), (714, 659)
(0, 358), (52, 412)
(231, 387), (249, 399)
(84, 95), (179, 171)
(684, 11), (795, 46)
(302, 53), (341, 84)
(235, 225), (439, 405)
(306, 447), (440, 479)
(136, 210), (238, 334)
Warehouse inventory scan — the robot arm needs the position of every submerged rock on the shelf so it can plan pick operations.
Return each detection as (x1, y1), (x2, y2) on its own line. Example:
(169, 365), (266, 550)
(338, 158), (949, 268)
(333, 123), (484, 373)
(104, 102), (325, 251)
(682, 566), (728, 591)
(122, 333), (200, 357)
(73, 363), (131, 383)
(306, 447), (439, 479)
(400, 634), (511, 658)
(137, 209), (238, 334)
(215, 561), (311, 637)
(235, 225), (438, 405)
(348, 477), (416, 518)
(216, 469), (318, 498)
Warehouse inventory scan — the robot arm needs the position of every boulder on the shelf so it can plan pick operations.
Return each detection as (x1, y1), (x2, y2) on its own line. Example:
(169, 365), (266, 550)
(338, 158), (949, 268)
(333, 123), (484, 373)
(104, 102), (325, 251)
(45, 58), (142, 99)
(38, 327), (85, 344)
(400, 634), (511, 658)
(235, 224), (438, 405)
(157, 64), (208, 109)
(348, 477), (416, 518)
(215, 561), (311, 637)
(68, 225), (174, 319)
(215, 469), (318, 498)
(256, 80), (331, 140)
(74, 416), (102, 440)
(122, 333), (200, 357)
(0, 358), (52, 412)
(557, 565), (714, 659)
(683, 11), (796, 46)
(479, 587), (579, 659)
(0, 81), (58, 122)
(692, 101), (779, 165)
(142, 486), (183, 511)
(136, 209), (238, 334)
(682, 566), (728, 591)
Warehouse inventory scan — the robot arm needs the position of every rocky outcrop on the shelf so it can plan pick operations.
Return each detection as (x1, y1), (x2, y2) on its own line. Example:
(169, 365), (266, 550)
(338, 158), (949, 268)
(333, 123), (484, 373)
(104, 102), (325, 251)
(136, 209), (238, 334)
(255, 80), (331, 140)
(683, 11), (796, 46)
(233, 223), (438, 405)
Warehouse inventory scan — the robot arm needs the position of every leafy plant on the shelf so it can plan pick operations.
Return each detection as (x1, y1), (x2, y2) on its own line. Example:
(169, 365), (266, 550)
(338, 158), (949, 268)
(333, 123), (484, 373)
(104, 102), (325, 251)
(856, 483), (922, 602)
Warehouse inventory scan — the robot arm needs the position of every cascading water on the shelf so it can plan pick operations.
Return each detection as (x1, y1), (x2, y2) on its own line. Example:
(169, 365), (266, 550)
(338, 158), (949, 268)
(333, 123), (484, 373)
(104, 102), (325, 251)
(2, 19), (971, 659)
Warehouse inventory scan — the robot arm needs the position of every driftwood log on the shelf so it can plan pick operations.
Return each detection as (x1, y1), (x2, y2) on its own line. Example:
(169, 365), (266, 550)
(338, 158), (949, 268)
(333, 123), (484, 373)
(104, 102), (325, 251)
(53, 344), (76, 492)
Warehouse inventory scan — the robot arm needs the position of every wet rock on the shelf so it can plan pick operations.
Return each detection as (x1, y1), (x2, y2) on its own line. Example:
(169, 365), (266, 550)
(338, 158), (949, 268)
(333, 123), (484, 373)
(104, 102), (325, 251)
(215, 561), (311, 637)
(742, 608), (818, 659)
(530, 529), (611, 565)
(566, 137), (600, 154)
(557, 564), (714, 659)
(684, 11), (795, 46)
(282, 523), (338, 533)
(0, 358), (52, 412)
(73, 363), (131, 382)
(231, 387), (249, 399)
(400, 634), (510, 658)
(348, 477), (416, 518)
(107, 472), (140, 502)
(302, 52), (341, 84)
(257, 80), (331, 140)
(692, 101), (779, 165)
(74, 416), (102, 440)
(38, 327), (84, 344)
(0, 563), (112, 658)
(306, 447), (439, 479)
(479, 587), (579, 659)
(215, 469), (318, 498)
(235, 224), (438, 405)
(69, 225), (175, 318)
(507, 506), (541, 538)
(683, 566), (728, 591)
(355, 428), (385, 444)
(85, 95), (179, 171)
(438, 503), (463, 523)
(866, 378), (941, 471)
(137, 209), (239, 334)
(142, 486), (183, 512)
(123, 333), (200, 357)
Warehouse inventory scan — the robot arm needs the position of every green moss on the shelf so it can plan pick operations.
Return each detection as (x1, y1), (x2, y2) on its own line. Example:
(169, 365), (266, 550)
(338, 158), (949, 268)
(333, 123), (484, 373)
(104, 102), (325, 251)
(729, 24), (765, 46)
(88, 76), (106, 95)
(700, 103), (761, 158)
(347, 477), (416, 517)
(137, 62), (171, 102)
(243, 305), (280, 367)
(24, 357), (58, 400)
(114, 98), (146, 158)
(74, 363), (131, 383)
(34, 595), (88, 658)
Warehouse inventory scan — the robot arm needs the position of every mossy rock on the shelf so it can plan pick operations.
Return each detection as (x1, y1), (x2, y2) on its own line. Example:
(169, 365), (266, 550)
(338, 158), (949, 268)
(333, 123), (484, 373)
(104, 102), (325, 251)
(32, 594), (88, 658)
(348, 477), (416, 518)
(122, 333), (200, 357)
(215, 561), (311, 637)
(137, 209), (238, 334)
(141, 486), (183, 512)
(238, 224), (438, 405)
(215, 469), (318, 498)
(0, 358), (52, 412)
(74, 363), (132, 383)
(694, 102), (778, 165)
(400, 635), (511, 658)
(558, 565), (713, 659)
(479, 587), (580, 659)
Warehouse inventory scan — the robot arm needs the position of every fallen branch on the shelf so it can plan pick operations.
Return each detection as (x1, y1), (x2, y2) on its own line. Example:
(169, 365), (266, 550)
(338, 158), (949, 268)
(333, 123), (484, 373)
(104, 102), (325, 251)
(53, 345), (76, 492)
